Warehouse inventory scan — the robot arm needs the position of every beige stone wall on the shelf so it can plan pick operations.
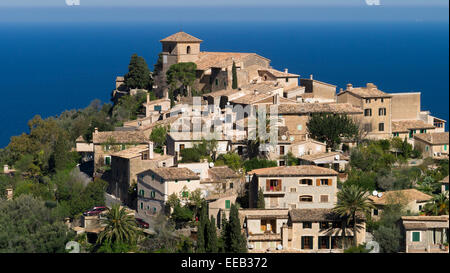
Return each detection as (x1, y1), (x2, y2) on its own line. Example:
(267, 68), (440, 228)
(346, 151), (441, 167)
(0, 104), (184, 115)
(282, 115), (309, 142)
(76, 142), (94, 153)
(291, 141), (326, 157)
(415, 140), (449, 158)
(391, 93), (421, 120)
(312, 81), (336, 101)
(256, 175), (338, 209)
(337, 92), (363, 108)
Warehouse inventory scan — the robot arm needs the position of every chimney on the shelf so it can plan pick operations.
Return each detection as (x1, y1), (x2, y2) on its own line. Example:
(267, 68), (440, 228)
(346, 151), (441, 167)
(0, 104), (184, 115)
(327, 147), (331, 153)
(147, 92), (150, 104)
(340, 88), (343, 93)
(284, 68), (288, 74)
(94, 127), (98, 134)
(273, 94), (279, 105)
(3, 165), (8, 173)
(305, 134), (309, 141)
(346, 84), (353, 91)
(165, 91), (169, 99)
(163, 145), (167, 155)
(366, 83), (376, 89)
(148, 142), (154, 159)
(310, 74), (313, 80)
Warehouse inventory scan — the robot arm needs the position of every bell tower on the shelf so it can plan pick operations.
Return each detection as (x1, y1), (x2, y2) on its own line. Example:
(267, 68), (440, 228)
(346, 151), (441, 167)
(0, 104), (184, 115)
(160, 31), (202, 72)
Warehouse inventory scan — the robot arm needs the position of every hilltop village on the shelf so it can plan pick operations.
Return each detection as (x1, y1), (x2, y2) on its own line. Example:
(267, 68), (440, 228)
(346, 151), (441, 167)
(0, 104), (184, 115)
(1, 31), (448, 253)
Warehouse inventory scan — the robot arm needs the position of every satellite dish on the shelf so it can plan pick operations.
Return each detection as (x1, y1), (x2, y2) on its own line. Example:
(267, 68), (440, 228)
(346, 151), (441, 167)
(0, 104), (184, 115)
(209, 162), (215, 168)
(281, 135), (287, 140)
(248, 244), (254, 249)
(277, 244), (283, 250)
(65, 241), (80, 253)
(377, 193), (383, 198)
(372, 190), (378, 196)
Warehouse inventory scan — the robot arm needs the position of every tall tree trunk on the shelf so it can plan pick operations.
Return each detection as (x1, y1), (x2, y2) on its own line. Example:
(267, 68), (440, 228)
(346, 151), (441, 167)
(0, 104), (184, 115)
(352, 212), (357, 247)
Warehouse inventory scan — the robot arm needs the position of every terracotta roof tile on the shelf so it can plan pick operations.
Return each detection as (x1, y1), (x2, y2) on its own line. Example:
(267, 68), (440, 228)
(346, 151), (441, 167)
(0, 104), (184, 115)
(249, 165), (338, 177)
(392, 120), (435, 133)
(413, 132), (449, 145)
(208, 166), (241, 180)
(195, 52), (256, 70)
(277, 103), (363, 115)
(259, 68), (299, 78)
(289, 208), (365, 222)
(92, 131), (148, 144)
(368, 189), (432, 205)
(337, 83), (391, 98)
(160, 31), (203, 43)
(441, 176), (449, 184)
(147, 167), (200, 181)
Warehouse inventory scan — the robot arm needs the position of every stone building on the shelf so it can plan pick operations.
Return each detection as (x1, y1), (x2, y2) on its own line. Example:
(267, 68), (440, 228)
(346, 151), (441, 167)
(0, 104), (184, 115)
(391, 120), (436, 145)
(92, 129), (149, 172)
(248, 165), (338, 210)
(401, 215), (449, 253)
(110, 143), (175, 205)
(413, 132), (449, 158)
(239, 208), (366, 252)
(337, 83), (392, 140)
(441, 176), (449, 194)
(299, 75), (337, 103)
(137, 167), (201, 216)
(368, 189), (432, 219)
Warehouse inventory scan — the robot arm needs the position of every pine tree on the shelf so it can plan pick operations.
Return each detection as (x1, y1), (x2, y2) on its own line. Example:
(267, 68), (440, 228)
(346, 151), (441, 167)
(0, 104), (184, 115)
(257, 187), (265, 209)
(206, 216), (218, 253)
(225, 204), (247, 253)
(232, 61), (238, 89)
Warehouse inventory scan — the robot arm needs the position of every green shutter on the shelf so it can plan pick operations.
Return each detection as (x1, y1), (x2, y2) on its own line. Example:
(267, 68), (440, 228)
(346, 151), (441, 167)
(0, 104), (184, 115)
(412, 232), (420, 242)
(225, 200), (231, 209)
(140, 202), (143, 209)
(105, 157), (111, 165)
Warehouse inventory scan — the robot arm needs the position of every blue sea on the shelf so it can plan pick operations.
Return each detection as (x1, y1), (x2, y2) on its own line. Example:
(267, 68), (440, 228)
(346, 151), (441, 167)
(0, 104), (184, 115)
(0, 21), (448, 148)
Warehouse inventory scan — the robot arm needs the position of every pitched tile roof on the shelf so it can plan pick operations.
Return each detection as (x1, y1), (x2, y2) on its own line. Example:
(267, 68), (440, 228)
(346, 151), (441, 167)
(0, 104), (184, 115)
(277, 103), (363, 115)
(148, 167), (200, 181)
(259, 68), (299, 78)
(289, 208), (365, 222)
(441, 176), (449, 184)
(368, 189), (432, 205)
(160, 31), (203, 43)
(248, 165), (338, 177)
(337, 83), (391, 98)
(92, 131), (148, 144)
(195, 52), (259, 70)
(392, 120), (435, 133)
(208, 166), (241, 180)
(413, 132), (449, 145)
(300, 152), (344, 162)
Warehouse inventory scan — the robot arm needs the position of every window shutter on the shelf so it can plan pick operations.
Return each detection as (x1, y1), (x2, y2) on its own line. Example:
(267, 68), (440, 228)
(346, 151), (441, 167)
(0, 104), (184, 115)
(301, 237), (304, 249)
(328, 179), (332, 186)
(266, 180), (270, 191)
(316, 179), (320, 186)
(277, 179), (282, 191)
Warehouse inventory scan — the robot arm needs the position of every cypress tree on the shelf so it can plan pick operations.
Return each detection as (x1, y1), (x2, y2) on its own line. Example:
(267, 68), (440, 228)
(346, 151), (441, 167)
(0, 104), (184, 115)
(232, 61), (238, 89)
(225, 204), (248, 253)
(196, 202), (208, 253)
(206, 216), (218, 253)
(257, 187), (265, 209)
(125, 54), (152, 90)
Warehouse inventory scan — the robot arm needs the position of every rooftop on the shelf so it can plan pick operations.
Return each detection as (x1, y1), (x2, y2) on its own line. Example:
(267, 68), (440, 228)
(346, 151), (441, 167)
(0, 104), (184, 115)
(277, 103), (363, 115)
(248, 165), (338, 177)
(300, 151), (347, 162)
(160, 31), (203, 43)
(368, 189), (432, 205)
(337, 83), (391, 98)
(92, 130), (148, 144)
(392, 120), (436, 133)
(195, 52), (266, 70)
(441, 176), (449, 184)
(289, 208), (365, 222)
(259, 68), (299, 78)
(147, 167), (200, 181)
(413, 132), (449, 145)
(208, 166), (241, 181)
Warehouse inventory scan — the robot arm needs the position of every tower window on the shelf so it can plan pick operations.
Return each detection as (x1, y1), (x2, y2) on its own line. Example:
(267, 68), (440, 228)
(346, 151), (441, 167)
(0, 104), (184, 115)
(187, 46), (191, 54)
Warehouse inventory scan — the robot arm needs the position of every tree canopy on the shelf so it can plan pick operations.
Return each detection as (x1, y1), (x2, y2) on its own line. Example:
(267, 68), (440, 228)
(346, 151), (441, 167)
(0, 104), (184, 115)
(307, 113), (359, 149)
(124, 54), (152, 90)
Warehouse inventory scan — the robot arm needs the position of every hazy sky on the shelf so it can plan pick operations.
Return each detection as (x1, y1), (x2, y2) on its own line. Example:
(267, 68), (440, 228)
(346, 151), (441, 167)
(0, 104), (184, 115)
(0, 0), (448, 7)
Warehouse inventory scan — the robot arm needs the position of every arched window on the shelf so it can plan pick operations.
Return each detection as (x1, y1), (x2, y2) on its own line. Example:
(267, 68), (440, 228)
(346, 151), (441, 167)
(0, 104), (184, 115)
(187, 46), (191, 54)
(299, 195), (313, 202)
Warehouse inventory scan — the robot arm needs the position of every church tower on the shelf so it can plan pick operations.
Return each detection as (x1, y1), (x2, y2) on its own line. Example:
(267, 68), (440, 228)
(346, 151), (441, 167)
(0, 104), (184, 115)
(159, 31), (202, 72)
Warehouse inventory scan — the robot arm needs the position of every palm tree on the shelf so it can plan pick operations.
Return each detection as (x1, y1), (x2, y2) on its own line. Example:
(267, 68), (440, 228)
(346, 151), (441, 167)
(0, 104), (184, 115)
(333, 185), (375, 248)
(424, 193), (449, 216)
(97, 204), (142, 247)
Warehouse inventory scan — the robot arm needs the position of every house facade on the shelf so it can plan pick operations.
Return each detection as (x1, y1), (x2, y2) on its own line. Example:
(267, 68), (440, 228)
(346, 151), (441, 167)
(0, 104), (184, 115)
(401, 215), (449, 253)
(413, 132), (449, 158)
(248, 165), (338, 210)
